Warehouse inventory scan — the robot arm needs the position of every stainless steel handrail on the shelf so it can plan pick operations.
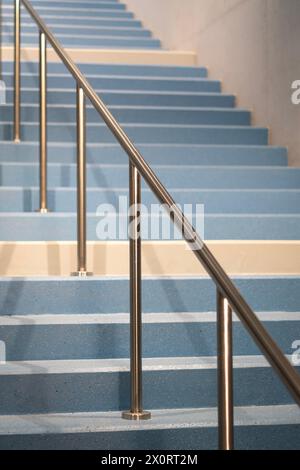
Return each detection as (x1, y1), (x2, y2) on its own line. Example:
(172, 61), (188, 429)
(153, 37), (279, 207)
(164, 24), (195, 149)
(13, 0), (300, 449)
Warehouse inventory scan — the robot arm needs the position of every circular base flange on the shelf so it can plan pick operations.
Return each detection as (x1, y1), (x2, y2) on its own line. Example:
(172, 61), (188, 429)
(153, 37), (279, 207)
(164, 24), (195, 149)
(36, 208), (50, 214)
(122, 410), (152, 421)
(71, 271), (93, 278)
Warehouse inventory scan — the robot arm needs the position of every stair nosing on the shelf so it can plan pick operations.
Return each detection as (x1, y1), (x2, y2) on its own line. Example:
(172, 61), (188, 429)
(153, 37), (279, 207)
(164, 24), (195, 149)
(0, 405), (299, 436)
(0, 311), (299, 326)
(0, 120), (267, 131)
(2, 33), (159, 42)
(3, 5), (131, 14)
(0, 355), (295, 376)
(0, 141), (286, 150)
(1, 72), (215, 83)
(2, 21), (149, 33)
(5, 86), (229, 96)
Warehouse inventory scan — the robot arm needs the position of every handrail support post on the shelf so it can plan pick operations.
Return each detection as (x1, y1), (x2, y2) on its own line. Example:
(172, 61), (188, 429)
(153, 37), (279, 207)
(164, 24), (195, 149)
(37, 30), (49, 213)
(122, 163), (151, 421)
(71, 86), (92, 277)
(14, 0), (21, 143)
(217, 290), (234, 450)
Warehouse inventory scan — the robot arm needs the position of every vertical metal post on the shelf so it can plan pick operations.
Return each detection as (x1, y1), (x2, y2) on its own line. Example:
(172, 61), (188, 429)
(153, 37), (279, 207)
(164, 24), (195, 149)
(14, 0), (21, 142)
(72, 86), (92, 276)
(217, 289), (234, 450)
(122, 163), (151, 421)
(38, 30), (49, 213)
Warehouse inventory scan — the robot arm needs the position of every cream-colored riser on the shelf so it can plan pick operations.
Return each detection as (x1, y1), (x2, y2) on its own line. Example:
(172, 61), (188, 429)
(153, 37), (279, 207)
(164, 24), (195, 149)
(2, 46), (197, 66)
(0, 241), (299, 277)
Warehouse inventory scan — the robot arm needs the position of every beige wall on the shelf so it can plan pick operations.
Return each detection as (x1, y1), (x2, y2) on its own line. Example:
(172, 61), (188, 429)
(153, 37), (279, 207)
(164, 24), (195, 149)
(125, 0), (300, 166)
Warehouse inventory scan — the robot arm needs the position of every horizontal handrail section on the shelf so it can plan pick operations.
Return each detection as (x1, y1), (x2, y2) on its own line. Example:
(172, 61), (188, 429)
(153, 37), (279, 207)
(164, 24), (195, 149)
(13, 0), (300, 450)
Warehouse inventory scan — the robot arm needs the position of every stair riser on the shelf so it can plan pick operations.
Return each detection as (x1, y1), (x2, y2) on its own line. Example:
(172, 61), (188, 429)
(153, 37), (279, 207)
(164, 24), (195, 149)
(0, 278), (299, 315)
(1, 61), (207, 77)
(2, 76), (220, 92)
(0, 320), (298, 361)
(1, 188), (300, 214)
(0, 124), (268, 145)
(0, 241), (299, 277)
(1, 14), (143, 28)
(0, 366), (298, 414)
(2, 6), (134, 19)
(2, 24), (152, 37)
(0, 165), (297, 189)
(1, 107), (249, 125)
(0, 143), (287, 166)
(5, 90), (235, 107)
(1, 35), (161, 49)
(2, 0), (124, 9)
(1, 214), (300, 240)
(0, 424), (299, 450)
(1, 46), (197, 67)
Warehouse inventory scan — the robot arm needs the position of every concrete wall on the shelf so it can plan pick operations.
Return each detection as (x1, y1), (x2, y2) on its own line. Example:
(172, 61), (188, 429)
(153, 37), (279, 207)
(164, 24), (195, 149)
(125, 0), (300, 166)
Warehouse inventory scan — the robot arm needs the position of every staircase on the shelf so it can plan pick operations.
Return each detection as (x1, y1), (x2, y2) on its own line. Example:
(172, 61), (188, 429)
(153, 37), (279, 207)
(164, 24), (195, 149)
(0, 0), (299, 450)
(1, 0), (162, 49)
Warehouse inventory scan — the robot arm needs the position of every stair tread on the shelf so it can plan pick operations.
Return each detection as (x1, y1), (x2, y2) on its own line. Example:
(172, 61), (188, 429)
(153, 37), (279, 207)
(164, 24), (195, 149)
(5, 87), (229, 96)
(0, 122), (262, 129)
(0, 405), (299, 436)
(3, 6), (131, 14)
(2, 73), (214, 83)
(2, 105), (246, 113)
(0, 161), (289, 167)
(1, 311), (299, 325)
(1, 60), (204, 70)
(2, 186), (299, 192)
(0, 355), (294, 376)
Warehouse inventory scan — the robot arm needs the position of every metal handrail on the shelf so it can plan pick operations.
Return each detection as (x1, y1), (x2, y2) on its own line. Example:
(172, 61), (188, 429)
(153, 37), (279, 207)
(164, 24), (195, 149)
(13, 0), (300, 449)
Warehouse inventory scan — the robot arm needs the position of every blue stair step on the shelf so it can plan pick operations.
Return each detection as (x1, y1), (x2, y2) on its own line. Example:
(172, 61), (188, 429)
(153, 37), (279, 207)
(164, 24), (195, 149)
(5, 89), (235, 107)
(1, 61), (207, 78)
(0, 142), (287, 166)
(2, 5), (134, 19)
(36, 1), (126, 10)
(0, 405), (299, 450)
(0, 357), (298, 414)
(2, 75), (220, 92)
(0, 277), (299, 315)
(0, 123), (268, 144)
(2, 0), (123, 8)
(1, 34), (161, 49)
(2, 23), (153, 37)
(1, 213), (300, 240)
(0, 106), (250, 126)
(0, 312), (299, 361)
(1, 164), (298, 189)
(1, 13), (143, 28)
(1, 187), (299, 214)
(28, 1), (127, 11)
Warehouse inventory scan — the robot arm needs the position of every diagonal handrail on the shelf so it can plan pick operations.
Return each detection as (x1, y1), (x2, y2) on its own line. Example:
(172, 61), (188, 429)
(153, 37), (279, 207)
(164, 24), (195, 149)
(12, 0), (300, 450)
